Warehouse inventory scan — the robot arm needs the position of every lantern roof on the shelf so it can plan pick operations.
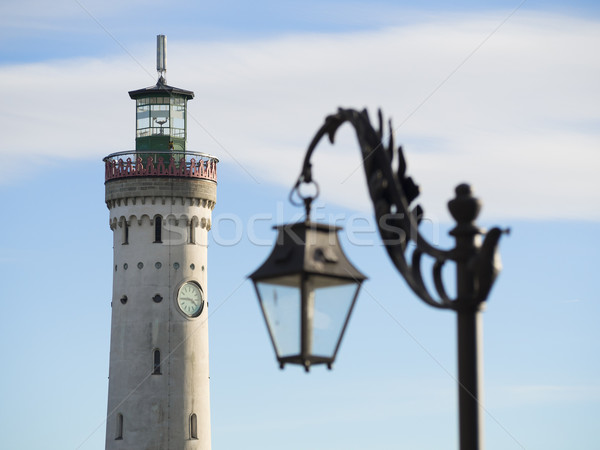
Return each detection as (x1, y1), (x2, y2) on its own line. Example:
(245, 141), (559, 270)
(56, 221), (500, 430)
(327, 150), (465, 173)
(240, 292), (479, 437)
(250, 221), (366, 284)
(128, 76), (194, 100)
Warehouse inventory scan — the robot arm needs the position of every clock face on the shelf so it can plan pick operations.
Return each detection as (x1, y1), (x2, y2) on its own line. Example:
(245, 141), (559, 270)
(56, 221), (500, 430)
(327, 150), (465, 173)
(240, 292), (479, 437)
(177, 282), (204, 317)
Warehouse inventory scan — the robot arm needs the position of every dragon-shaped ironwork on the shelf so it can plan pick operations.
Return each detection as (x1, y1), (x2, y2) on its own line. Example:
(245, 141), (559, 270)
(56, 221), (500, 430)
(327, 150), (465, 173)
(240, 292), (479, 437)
(290, 108), (507, 312)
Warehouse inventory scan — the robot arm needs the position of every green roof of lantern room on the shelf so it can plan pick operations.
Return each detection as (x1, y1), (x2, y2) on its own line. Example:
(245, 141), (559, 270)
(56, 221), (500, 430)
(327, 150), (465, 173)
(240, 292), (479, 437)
(128, 76), (194, 100)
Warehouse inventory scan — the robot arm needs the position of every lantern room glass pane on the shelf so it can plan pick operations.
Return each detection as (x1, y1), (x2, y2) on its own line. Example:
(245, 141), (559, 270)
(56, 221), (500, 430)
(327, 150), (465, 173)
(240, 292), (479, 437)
(256, 279), (301, 358)
(171, 104), (185, 137)
(136, 105), (150, 125)
(150, 104), (170, 135)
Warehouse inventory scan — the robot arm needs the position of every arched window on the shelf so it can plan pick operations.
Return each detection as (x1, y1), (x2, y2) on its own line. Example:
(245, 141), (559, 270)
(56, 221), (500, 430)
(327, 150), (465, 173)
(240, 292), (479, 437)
(116, 413), (123, 440)
(154, 216), (162, 243)
(153, 349), (161, 375)
(190, 413), (198, 439)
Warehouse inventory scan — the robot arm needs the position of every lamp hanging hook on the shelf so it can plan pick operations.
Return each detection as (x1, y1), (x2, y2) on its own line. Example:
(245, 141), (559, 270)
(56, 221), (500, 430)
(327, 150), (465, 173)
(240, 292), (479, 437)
(289, 162), (320, 222)
(288, 114), (339, 222)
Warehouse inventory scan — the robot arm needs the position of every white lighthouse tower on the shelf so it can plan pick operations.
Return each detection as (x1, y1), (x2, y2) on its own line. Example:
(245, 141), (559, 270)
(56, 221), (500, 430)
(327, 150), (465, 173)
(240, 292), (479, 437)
(103, 35), (217, 450)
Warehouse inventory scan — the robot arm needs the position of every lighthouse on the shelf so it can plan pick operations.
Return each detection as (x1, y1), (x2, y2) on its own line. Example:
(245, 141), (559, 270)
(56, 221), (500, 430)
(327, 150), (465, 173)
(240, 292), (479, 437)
(103, 35), (217, 449)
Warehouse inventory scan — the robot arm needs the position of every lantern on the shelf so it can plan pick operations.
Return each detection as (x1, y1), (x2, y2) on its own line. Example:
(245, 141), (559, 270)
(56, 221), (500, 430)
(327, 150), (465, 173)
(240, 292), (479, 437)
(250, 221), (366, 371)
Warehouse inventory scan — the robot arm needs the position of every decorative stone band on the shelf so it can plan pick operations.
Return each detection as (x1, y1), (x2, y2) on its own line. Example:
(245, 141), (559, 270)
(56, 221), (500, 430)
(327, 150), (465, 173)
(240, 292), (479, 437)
(105, 177), (217, 209)
(104, 151), (218, 182)
(109, 213), (212, 231)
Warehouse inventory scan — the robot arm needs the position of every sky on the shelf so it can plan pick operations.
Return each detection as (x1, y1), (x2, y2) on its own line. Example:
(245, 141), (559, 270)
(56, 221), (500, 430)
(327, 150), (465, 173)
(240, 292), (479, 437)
(0, 1), (599, 449)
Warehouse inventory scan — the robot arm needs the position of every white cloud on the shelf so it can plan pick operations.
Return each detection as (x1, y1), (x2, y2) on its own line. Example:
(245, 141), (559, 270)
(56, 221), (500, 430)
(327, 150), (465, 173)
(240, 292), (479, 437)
(1, 11), (598, 220)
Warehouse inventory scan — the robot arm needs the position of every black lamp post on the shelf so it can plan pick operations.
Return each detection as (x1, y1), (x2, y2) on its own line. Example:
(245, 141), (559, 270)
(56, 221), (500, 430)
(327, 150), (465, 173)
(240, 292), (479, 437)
(250, 108), (507, 450)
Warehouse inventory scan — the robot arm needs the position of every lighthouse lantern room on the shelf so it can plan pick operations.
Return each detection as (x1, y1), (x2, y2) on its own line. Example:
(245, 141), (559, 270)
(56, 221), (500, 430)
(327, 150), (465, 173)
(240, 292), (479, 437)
(128, 36), (193, 152)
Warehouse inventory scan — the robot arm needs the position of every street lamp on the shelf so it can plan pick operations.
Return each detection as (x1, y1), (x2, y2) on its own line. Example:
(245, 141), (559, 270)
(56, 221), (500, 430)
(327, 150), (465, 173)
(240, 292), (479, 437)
(250, 108), (507, 450)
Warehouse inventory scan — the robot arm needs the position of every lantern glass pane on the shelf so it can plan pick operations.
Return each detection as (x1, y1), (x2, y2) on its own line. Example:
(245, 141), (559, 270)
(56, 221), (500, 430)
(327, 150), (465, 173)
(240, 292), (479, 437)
(309, 276), (360, 358)
(256, 278), (301, 358)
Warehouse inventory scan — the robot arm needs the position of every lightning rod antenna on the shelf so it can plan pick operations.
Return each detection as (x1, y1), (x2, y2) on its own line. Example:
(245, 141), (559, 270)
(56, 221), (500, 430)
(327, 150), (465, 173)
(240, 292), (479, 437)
(157, 35), (167, 83)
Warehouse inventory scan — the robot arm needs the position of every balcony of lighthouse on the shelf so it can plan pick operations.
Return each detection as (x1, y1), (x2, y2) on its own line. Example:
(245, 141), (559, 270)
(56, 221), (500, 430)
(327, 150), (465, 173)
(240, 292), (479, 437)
(104, 150), (218, 183)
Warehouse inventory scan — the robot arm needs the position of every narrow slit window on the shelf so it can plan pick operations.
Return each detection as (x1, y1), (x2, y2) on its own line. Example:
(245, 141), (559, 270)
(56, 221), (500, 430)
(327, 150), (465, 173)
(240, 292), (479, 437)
(154, 216), (162, 243)
(153, 349), (161, 375)
(123, 221), (129, 245)
(189, 221), (196, 244)
(116, 413), (123, 440)
(190, 413), (198, 439)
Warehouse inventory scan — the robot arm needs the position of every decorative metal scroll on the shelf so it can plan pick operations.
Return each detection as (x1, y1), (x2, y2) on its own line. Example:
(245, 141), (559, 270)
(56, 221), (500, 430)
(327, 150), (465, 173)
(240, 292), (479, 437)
(291, 108), (506, 311)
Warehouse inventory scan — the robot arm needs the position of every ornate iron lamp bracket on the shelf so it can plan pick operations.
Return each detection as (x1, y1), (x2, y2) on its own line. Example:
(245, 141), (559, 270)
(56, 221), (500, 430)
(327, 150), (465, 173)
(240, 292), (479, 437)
(290, 108), (508, 312)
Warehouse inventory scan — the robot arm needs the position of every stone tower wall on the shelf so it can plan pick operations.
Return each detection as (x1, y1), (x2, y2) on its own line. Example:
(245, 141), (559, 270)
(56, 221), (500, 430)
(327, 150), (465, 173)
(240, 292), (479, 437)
(105, 176), (216, 450)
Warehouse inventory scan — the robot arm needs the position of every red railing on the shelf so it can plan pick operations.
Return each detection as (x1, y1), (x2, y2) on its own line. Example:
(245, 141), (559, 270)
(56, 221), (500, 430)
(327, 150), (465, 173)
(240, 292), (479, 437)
(104, 151), (218, 182)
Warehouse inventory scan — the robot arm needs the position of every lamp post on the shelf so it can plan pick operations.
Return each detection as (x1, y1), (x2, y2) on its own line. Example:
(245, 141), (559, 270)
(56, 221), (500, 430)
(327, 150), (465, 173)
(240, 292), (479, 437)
(250, 108), (507, 450)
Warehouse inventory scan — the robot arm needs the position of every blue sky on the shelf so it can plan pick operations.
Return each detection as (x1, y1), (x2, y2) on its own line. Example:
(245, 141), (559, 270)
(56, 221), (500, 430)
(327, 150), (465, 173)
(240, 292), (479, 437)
(0, 1), (599, 449)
